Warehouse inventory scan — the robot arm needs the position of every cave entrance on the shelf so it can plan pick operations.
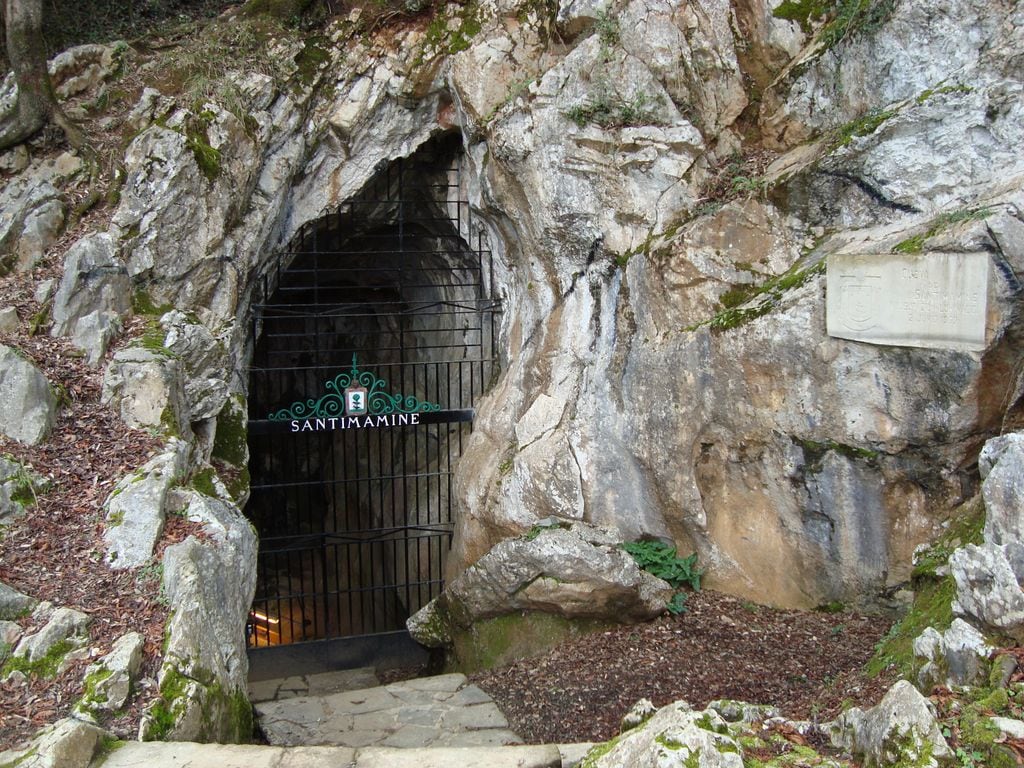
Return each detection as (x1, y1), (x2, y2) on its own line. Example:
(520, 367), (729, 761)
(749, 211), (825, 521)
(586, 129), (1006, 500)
(245, 142), (498, 662)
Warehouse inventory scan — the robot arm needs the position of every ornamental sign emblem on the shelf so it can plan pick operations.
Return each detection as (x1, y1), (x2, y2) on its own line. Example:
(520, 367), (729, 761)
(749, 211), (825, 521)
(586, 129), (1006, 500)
(344, 385), (368, 415)
(267, 355), (441, 432)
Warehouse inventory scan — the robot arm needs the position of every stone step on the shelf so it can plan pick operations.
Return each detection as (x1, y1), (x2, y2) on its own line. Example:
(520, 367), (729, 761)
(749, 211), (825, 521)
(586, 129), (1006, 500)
(254, 672), (522, 750)
(95, 742), (565, 767)
(248, 666), (380, 703)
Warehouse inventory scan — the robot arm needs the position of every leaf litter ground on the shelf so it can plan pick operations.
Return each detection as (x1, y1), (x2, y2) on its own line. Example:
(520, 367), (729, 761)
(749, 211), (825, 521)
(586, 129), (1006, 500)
(471, 589), (898, 744)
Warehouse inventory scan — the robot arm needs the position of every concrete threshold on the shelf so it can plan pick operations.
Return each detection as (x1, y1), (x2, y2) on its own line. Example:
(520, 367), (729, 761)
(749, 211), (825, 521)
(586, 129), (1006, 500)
(96, 742), (567, 767)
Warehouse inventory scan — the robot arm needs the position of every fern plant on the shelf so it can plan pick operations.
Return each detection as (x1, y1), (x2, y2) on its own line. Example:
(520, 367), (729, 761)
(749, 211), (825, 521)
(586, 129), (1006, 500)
(620, 540), (702, 591)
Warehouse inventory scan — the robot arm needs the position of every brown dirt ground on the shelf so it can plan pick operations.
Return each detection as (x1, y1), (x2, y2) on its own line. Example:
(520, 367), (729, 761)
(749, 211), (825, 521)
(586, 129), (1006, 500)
(470, 589), (900, 745)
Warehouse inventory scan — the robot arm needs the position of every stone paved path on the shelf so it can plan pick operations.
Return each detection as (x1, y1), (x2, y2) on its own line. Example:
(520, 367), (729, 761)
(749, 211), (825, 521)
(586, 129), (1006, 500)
(253, 672), (524, 749)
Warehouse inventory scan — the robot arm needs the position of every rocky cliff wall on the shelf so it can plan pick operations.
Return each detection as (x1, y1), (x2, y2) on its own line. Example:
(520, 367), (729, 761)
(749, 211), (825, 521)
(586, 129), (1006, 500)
(9, 0), (1024, 626)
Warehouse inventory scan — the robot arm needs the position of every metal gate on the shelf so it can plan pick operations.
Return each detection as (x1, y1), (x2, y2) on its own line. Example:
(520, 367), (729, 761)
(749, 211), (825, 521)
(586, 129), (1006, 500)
(245, 147), (498, 648)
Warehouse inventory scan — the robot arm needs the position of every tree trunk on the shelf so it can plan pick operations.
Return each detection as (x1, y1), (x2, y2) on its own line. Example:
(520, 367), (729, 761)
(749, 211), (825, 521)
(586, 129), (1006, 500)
(0, 0), (84, 151)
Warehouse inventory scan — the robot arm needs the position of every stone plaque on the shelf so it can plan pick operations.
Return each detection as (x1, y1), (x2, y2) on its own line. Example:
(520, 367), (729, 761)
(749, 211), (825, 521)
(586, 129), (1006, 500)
(826, 252), (989, 351)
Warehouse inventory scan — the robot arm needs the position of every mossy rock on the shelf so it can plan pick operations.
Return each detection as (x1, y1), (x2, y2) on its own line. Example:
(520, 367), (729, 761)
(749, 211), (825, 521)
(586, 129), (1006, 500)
(447, 611), (612, 672)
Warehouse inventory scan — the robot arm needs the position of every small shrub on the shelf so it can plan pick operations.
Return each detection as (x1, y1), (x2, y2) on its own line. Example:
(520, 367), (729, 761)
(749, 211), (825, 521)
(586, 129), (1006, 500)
(620, 540), (702, 591)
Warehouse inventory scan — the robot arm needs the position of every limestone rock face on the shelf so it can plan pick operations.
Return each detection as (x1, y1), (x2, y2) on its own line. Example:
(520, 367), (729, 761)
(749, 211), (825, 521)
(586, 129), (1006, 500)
(0, 152), (79, 273)
(0, 345), (59, 445)
(142, 491), (257, 742)
(586, 701), (743, 768)
(103, 440), (189, 569)
(101, 347), (190, 436)
(50, 232), (131, 364)
(829, 681), (952, 768)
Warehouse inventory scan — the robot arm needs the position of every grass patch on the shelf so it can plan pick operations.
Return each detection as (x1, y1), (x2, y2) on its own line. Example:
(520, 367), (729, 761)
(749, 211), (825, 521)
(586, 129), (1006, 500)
(565, 91), (664, 129)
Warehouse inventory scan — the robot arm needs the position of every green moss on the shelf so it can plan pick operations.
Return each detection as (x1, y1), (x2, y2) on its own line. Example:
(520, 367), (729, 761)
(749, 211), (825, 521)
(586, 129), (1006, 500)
(93, 736), (126, 763)
(694, 713), (728, 734)
(656, 733), (685, 749)
(831, 107), (897, 149)
(211, 396), (249, 467)
(295, 35), (330, 85)
(80, 666), (115, 708)
(866, 576), (956, 677)
(228, 689), (254, 741)
(191, 468), (217, 497)
(419, 3), (481, 60)
(186, 132), (221, 182)
(448, 612), (611, 672)
(910, 498), (985, 580)
(579, 733), (626, 768)
(797, 438), (879, 473)
(688, 260), (825, 333)
(891, 207), (995, 255)
(1, 640), (76, 680)
(107, 509), (125, 527)
(0, 746), (39, 768)
(916, 84), (972, 104)
(160, 406), (181, 438)
(131, 289), (173, 317)
(771, 0), (831, 32)
(892, 234), (926, 254)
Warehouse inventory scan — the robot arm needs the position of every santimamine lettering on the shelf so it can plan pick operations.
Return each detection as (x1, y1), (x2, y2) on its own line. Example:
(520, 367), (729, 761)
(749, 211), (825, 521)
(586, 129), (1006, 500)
(290, 413), (422, 432)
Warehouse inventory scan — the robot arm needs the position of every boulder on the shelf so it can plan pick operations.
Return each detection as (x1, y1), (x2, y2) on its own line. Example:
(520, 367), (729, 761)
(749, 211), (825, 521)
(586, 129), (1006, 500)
(0, 456), (49, 523)
(0, 306), (19, 332)
(13, 606), (90, 663)
(0, 717), (108, 768)
(50, 232), (131, 364)
(913, 618), (994, 690)
(0, 580), (36, 620)
(48, 43), (124, 99)
(0, 153), (79, 274)
(140, 491), (257, 742)
(584, 701), (743, 768)
(951, 543), (1024, 643)
(829, 680), (952, 768)
(979, 433), (1024, 547)
(101, 347), (189, 435)
(408, 522), (673, 666)
(0, 345), (59, 444)
(103, 439), (188, 569)
(76, 631), (145, 715)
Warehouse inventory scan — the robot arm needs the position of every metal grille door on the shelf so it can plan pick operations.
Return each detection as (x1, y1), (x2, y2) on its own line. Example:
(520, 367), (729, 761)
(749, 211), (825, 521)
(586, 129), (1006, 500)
(246, 150), (498, 648)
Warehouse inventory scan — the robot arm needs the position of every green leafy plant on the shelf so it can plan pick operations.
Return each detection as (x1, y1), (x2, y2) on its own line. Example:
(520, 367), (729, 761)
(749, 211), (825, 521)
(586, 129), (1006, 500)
(620, 540), (702, 591)
(666, 592), (688, 615)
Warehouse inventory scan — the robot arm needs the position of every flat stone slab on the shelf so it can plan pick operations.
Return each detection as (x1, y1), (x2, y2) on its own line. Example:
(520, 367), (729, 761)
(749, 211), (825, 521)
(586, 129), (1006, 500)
(95, 743), (357, 768)
(96, 743), (561, 768)
(255, 673), (523, 750)
(248, 666), (380, 703)
(826, 251), (989, 351)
